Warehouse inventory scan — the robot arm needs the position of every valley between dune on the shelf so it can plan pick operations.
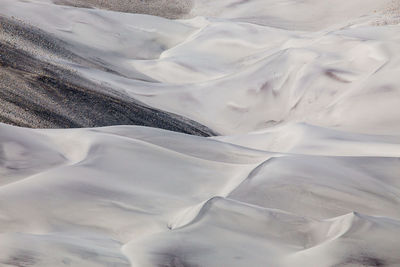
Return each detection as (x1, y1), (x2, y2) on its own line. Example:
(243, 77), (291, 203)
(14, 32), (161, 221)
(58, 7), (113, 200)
(1, 0), (400, 266)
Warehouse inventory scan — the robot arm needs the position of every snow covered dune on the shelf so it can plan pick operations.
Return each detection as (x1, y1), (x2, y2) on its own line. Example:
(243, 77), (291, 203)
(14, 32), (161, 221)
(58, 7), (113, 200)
(1, 0), (400, 266)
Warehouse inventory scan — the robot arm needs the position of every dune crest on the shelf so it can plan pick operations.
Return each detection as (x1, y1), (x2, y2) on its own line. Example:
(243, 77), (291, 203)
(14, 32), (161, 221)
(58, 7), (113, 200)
(1, 0), (400, 266)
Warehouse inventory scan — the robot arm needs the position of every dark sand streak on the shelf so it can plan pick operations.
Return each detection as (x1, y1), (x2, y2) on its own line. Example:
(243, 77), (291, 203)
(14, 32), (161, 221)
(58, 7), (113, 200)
(53, 0), (194, 19)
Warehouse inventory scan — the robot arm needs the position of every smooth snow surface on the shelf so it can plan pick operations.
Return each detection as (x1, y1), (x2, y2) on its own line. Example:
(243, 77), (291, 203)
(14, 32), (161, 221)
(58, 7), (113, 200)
(1, 0), (400, 266)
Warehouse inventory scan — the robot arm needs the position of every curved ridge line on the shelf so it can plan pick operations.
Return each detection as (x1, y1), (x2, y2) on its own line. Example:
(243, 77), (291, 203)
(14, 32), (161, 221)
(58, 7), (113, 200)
(168, 157), (277, 230)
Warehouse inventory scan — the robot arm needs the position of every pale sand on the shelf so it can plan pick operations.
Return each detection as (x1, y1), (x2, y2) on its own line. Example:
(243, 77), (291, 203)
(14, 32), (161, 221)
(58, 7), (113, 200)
(1, 0), (400, 266)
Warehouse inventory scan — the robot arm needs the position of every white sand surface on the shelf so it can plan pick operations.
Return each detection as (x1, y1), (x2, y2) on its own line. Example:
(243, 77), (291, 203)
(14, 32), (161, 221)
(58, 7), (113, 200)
(1, 0), (400, 266)
(1, 123), (400, 266)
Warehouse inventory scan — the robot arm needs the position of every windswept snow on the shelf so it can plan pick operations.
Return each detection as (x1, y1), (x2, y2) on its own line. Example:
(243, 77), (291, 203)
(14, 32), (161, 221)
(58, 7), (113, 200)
(1, 0), (400, 266)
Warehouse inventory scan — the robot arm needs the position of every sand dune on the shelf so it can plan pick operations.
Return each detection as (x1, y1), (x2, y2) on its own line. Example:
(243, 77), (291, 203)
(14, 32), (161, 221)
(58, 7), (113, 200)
(1, 0), (400, 266)
(3, 0), (398, 135)
(1, 124), (400, 266)
(0, 16), (215, 135)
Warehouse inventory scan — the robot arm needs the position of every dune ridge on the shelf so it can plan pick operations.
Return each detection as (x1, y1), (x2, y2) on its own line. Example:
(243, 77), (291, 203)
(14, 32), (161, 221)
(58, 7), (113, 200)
(1, 0), (400, 266)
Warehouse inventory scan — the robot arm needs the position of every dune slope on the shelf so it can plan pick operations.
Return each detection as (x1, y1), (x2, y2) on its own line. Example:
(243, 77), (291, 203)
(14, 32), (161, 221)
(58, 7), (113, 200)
(1, 0), (400, 266)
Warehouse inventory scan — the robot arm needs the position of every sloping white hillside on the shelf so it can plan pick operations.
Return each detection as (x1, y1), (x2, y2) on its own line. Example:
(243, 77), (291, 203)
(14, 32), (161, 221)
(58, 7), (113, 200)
(1, 0), (400, 266)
